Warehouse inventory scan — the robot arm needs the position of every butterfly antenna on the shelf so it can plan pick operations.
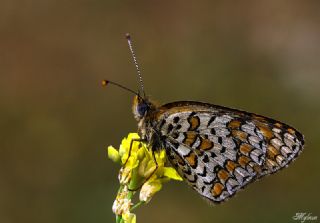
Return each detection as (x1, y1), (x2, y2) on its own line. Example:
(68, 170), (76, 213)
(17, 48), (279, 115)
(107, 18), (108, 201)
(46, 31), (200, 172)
(102, 80), (139, 96)
(126, 33), (146, 98)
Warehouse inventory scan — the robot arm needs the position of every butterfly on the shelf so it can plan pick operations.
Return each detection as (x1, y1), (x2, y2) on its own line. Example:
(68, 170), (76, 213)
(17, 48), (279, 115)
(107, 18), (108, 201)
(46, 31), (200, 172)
(105, 34), (305, 204)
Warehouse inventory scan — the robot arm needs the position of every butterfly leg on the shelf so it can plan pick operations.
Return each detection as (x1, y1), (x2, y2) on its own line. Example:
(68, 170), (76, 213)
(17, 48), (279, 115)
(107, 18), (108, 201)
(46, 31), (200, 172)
(123, 138), (145, 167)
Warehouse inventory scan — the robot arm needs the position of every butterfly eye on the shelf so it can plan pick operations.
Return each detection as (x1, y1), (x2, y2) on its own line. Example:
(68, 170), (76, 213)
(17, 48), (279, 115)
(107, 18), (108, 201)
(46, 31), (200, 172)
(137, 102), (149, 116)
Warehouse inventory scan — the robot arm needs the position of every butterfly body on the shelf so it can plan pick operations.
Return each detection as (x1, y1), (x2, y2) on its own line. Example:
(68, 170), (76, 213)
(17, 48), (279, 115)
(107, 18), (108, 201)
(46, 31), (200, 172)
(132, 95), (304, 203)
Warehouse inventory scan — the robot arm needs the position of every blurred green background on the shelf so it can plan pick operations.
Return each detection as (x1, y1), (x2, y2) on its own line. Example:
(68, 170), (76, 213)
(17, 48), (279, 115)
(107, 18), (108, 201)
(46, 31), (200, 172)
(1, 1), (319, 223)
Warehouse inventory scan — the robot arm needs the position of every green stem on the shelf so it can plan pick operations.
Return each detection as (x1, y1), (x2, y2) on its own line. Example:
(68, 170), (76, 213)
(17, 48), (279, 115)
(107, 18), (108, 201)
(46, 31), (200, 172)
(130, 201), (145, 211)
(116, 215), (122, 223)
(129, 166), (141, 191)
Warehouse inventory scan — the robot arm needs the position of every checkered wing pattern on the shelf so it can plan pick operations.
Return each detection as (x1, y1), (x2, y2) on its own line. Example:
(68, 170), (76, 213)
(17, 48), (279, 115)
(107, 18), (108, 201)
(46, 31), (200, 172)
(155, 101), (304, 203)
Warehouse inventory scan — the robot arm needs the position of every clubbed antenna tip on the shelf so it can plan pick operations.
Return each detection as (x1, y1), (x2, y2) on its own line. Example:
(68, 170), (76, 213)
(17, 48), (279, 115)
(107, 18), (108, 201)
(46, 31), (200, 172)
(101, 80), (109, 86)
(125, 33), (131, 40)
(101, 79), (140, 96)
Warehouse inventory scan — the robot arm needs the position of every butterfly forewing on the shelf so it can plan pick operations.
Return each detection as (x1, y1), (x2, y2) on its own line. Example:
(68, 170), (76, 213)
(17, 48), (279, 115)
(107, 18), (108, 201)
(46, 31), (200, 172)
(153, 101), (304, 203)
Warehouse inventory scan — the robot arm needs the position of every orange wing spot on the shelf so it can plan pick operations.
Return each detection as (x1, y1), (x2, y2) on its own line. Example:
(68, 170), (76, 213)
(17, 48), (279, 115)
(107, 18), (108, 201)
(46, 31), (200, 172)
(226, 160), (239, 172)
(218, 169), (229, 182)
(211, 183), (224, 197)
(287, 128), (296, 135)
(184, 132), (197, 147)
(258, 125), (274, 140)
(199, 138), (214, 150)
(267, 145), (280, 159)
(239, 144), (253, 155)
(228, 120), (241, 129)
(185, 151), (197, 168)
(252, 163), (262, 173)
(274, 122), (282, 128)
(232, 130), (248, 141)
(238, 155), (251, 167)
(188, 116), (200, 131)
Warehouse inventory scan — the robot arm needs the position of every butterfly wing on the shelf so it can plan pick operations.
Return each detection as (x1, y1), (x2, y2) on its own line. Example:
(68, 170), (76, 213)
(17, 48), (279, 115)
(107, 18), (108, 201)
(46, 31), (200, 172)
(154, 101), (304, 203)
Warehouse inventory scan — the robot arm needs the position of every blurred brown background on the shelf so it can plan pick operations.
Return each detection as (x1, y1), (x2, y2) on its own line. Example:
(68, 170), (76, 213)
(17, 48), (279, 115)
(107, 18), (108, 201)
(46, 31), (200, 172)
(1, 1), (319, 223)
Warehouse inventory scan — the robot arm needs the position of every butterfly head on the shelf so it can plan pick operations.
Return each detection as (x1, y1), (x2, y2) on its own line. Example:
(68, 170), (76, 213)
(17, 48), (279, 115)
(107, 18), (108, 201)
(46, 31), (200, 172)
(132, 95), (154, 121)
(104, 34), (156, 121)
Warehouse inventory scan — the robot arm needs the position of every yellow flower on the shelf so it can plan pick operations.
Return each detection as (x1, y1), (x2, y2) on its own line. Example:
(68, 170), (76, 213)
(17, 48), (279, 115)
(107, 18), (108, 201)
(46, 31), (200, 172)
(108, 146), (120, 163)
(139, 177), (162, 203)
(108, 133), (183, 223)
(108, 133), (182, 184)
(122, 212), (136, 223)
(118, 133), (142, 164)
(163, 167), (183, 181)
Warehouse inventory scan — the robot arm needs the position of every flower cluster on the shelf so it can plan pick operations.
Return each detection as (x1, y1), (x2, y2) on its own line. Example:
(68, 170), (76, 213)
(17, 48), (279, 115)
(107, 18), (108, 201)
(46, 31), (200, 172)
(108, 133), (182, 223)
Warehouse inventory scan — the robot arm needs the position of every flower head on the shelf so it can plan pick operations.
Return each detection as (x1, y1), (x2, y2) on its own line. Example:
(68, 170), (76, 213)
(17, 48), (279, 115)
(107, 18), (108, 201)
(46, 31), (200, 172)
(107, 133), (182, 223)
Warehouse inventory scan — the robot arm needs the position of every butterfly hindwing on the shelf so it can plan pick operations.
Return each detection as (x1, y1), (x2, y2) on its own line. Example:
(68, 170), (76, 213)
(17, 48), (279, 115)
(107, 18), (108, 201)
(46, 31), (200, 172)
(154, 101), (304, 203)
